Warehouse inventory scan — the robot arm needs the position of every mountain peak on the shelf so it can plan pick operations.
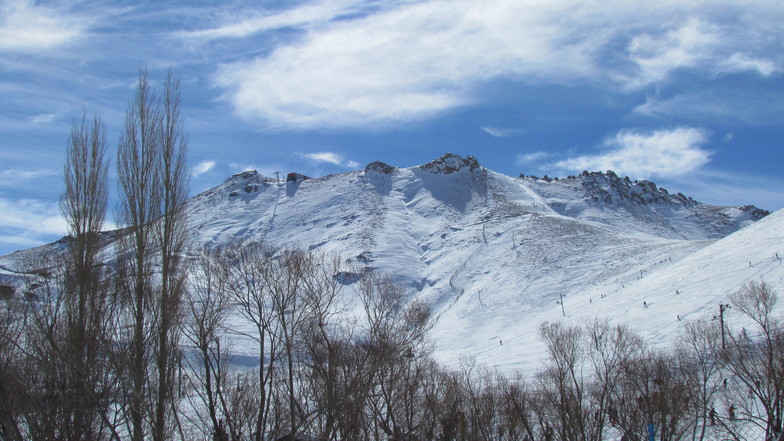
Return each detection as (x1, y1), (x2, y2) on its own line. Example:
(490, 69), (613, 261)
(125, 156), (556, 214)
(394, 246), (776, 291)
(365, 160), (397, 174)
(419, 153), (480, 174)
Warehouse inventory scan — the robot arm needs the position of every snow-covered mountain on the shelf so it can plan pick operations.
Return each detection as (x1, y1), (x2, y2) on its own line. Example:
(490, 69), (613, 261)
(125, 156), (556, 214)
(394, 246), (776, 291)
(2, 153), (781, 372)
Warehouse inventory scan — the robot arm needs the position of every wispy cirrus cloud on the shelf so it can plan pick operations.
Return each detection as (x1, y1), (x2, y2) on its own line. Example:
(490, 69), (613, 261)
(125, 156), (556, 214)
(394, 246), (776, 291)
(209, 0), (783, 129)
(0, 168), (59, 184)
(482, 127), (523, 138)
(554, 127), (712, 179)
(0, 0), (89, 52)
(179, 0), (375, 41)
(634, 94), (730, 119)
(633, 92), (784, 124)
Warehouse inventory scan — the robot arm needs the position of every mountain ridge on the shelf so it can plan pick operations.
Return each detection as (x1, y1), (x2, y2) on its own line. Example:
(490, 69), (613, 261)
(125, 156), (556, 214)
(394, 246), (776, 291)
(1, 153), (780, 371)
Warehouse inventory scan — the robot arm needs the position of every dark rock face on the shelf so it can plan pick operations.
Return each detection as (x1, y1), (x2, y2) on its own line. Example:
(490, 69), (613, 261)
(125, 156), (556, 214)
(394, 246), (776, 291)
(738, 204), (771, 219)
(576, 170), (694, 207)
(420, 153), (481, 174)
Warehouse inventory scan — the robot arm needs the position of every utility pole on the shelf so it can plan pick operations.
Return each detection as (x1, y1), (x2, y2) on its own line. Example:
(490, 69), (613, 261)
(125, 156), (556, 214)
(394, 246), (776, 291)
(558, 291), (566, 317)
(713, 303), (731, 351)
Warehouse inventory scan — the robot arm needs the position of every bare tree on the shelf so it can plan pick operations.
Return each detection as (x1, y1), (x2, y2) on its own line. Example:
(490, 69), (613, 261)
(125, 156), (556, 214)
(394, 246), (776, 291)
(58, 113), (117, 441)
(116, 65), (163, 441)
(0, 296), (25, 441)
(152, 69), (190, 441)
(586, 320), (644, 441)
(498, 372), (540, 441)
(217, 239), (281, 441)
(722, 281), (784, 441)
(676, 320), (722, 441)
(298, 253), (355, 441)
(61, 113), (109, 290)
(269, 249), (311, 440)
(117, 64), (161, 441)
(182, 247), (232, 440)
(615, 349), (692, 441)
(457, 360), (502, 440)
(116, 66), (189, 441)
(538, 321), (589, 441)
(359, 272), (432, 441)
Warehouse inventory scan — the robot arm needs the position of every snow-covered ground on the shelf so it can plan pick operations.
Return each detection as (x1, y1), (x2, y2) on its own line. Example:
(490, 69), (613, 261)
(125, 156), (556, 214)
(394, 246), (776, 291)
(2, 153), (780, 373)
(433, 207), (783, 374)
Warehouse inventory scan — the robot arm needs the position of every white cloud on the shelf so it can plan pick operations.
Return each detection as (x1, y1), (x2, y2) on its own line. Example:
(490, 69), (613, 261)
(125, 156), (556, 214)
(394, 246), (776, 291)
(304, 152), (342, 165)
(0, 197), (70, 255)
(211, 0), (784, 129)
(622, 18), (720, 89)
(229, 163), (260, 173)
(0, 197), (117, 253)
(229, 162), (288, 180)
(0, 168), (59, 184)
(214, 0), (605, 129)
(0, 197), (67, 244)
(555, 127), (712, 179)
(192, 160), (216, 177)
(515, 151), (551, 165)
(620, 17), (782, 89)
(301, 151), (359, 169)
(30, 113), (57, 124)
(0, 0), (87, 52)
(719, 53), (779, 77)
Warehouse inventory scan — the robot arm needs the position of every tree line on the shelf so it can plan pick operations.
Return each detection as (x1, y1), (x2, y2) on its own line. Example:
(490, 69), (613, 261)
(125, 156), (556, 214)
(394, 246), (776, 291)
(0, 69), (782, 441)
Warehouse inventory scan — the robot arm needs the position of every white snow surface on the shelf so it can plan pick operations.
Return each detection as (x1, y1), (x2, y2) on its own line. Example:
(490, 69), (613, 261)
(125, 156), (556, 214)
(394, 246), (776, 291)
(2, 154), (781, 373)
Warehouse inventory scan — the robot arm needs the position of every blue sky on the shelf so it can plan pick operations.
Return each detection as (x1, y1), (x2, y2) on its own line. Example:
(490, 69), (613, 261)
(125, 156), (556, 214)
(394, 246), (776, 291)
(1, 0), (783, 255)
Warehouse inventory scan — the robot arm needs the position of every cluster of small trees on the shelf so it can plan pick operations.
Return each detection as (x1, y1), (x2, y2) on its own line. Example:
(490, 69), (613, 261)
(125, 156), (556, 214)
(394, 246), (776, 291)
(0, 68), (782, 441)
(179, 277), (782, 441)
(517, 290), (783, 441)
(182, 242), (432, 441)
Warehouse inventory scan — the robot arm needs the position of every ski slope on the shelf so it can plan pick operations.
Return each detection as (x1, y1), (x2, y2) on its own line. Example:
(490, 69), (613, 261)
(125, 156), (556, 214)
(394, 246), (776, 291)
(432, 207), (784, 373)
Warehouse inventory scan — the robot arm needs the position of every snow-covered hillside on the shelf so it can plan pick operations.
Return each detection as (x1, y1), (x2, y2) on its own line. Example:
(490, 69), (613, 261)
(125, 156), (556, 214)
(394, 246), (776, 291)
(434, 206), (783, 373)
(1, 153), (779, 372)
